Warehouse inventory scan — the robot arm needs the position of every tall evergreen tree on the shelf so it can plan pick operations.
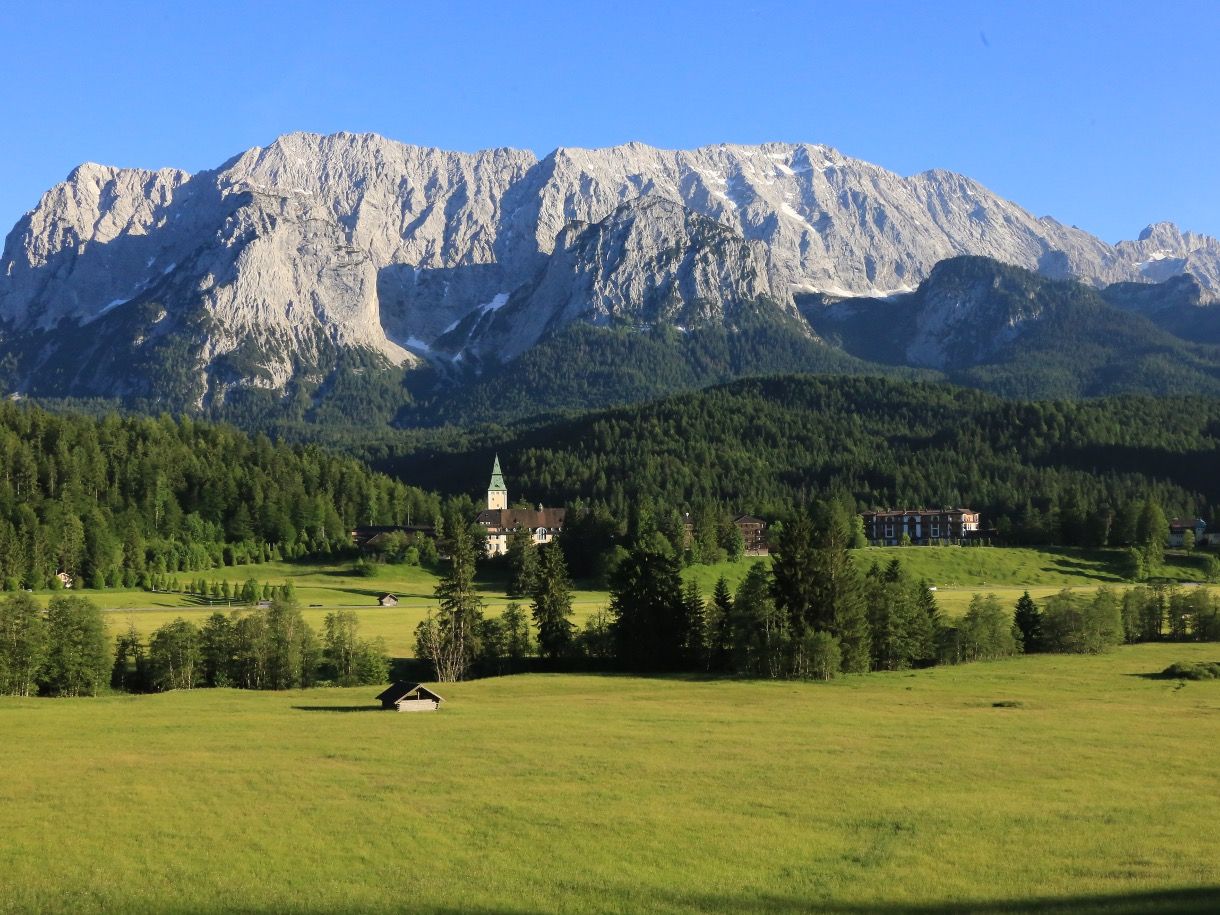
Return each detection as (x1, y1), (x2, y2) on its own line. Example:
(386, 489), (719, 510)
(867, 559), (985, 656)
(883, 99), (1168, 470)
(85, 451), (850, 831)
(609, 544), (687, 671)
(200, 612), (235, 687)
(708, 576), (735, 672)
(1136, 499), (1170, 567)
(419, 522), (484, 681)
(1014, 591), (1043, 653)
(110, 623), (148, 692)
(531, 541), (574, 659)
(505, 527), (540, 598)
(681, 579), (707, 669)
(732, 561), (787, 678)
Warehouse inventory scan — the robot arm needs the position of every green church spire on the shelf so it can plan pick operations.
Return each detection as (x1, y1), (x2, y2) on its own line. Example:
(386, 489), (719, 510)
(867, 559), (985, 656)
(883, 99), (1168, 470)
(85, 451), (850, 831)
(489, 454), (506, 492)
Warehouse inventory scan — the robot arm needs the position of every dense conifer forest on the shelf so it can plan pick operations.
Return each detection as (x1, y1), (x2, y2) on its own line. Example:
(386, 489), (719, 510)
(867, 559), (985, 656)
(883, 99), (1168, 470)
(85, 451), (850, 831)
(374, 375), (1220, 544)
(0, 403), (439, 590)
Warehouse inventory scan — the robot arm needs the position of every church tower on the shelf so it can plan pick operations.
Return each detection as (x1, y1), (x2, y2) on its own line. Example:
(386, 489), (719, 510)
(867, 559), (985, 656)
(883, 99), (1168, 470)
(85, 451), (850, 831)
(487, 454), (508, 511)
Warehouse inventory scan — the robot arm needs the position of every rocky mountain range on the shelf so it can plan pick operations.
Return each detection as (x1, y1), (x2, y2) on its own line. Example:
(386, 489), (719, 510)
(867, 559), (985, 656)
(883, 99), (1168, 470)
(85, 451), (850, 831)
(3, 131), (1220, 407)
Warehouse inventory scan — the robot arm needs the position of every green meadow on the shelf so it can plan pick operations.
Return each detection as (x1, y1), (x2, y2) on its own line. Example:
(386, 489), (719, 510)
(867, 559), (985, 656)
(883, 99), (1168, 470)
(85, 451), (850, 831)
(21, 546), (1216, 657)
(2, 643), (1218, 914)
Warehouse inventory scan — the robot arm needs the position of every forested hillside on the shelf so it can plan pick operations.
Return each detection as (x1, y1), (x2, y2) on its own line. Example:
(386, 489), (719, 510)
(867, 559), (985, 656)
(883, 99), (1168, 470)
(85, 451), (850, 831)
(375, 375), (1220, 543)
(0, 403), (439, 590)
(804, 257), (1220, 399)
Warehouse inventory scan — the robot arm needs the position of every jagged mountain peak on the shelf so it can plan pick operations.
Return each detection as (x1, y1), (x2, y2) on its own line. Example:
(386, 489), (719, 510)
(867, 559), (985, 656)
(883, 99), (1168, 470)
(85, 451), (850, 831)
(456, 194), (791, 363)
(5, 133), (1220, 405)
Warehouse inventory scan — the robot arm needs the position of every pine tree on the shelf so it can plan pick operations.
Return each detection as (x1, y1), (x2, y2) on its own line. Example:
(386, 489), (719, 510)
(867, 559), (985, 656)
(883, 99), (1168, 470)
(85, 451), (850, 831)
(110, 623), (147, 692)
(505, 527), (539, 599)
(531, 541), (574, 659)
(708, 576), (735, 671)
(1014, 591), (1043, 653)
(200, 612), (235, 687)
(732, 561), (787, 678)
(323, 610), (361, 685)
(1135, 499), (1169, 568)
(814, 525), (870, 674)
(609, 544), (687, 671)
(681, 579), (706, 668)
(500, 602), (533, 670)
(419, 522), (484, 681)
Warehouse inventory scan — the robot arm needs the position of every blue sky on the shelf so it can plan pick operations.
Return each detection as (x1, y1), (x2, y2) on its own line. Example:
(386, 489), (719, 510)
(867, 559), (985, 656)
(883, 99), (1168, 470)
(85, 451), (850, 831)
(2, 0), (1217, 242)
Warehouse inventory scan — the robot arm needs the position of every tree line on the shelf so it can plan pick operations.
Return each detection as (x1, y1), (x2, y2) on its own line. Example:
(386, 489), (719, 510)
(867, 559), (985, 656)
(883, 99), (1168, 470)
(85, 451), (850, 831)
(0, 593), (389, 697)
(415, 502), (1220, 684)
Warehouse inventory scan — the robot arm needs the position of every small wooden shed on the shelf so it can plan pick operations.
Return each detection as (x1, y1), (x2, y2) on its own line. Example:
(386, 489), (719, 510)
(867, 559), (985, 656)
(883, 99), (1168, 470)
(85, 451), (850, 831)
(378, 593), (399, 607)
(376, 682), (444, 712)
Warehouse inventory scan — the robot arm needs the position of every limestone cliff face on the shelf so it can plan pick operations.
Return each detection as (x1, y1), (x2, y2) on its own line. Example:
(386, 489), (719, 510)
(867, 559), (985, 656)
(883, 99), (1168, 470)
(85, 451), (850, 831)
(2, 131), (1217, 395)
(458, 196), (793, 361)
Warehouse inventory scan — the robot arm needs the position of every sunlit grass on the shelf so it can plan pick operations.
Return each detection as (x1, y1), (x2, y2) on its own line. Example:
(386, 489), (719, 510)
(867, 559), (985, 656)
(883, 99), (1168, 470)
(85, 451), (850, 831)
(2, 643), (1218, 913)
(21, 547), (1215, 657)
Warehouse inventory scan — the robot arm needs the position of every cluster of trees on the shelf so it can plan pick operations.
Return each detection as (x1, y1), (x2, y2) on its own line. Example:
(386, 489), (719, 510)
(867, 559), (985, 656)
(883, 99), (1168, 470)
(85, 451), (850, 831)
(415, 522), (574, 681)
(0, 594), (112, 696)
(0, 591), (389, 697)
(357, 530), (439, 569)
(135, 576), (300, 604)
(418, 499), (1220, 686)
(111, 605), (389, 692)
(606, 506), (936, 678)
(383, 376), (1220, 549)
(0, 403), (441, 591)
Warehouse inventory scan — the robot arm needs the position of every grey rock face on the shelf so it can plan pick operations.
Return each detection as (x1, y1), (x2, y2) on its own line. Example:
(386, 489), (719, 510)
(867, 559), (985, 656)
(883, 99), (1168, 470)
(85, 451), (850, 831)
(462, 196), (792, 361)
(3, 131), (1218, 392)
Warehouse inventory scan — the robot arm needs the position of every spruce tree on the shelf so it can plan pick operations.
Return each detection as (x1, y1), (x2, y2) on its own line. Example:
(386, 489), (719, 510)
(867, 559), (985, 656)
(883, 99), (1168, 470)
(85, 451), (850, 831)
(708, 576), (735, 671)
(506, 527), (539, 599)
(531, 541), (574, 659)
(420, 522), (484, 681)
(609, 544), (687, 671)
(681, 580), (706, 668)
(1014, 591), (1043, 653)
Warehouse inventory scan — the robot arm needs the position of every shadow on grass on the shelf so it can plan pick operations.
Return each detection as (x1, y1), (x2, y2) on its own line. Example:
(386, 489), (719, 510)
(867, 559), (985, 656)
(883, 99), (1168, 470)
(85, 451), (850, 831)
(1128, 663), (1220, 681)
(1038, 557), (1124, 583)
(181, 886), (1220, 913)
(643, 886), (1218, 914)
(292, 705), (384, 713)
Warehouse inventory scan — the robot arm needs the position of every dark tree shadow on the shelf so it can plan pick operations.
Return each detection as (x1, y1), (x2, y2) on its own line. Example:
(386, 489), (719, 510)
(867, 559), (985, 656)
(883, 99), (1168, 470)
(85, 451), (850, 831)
(292, 705), (384, 713)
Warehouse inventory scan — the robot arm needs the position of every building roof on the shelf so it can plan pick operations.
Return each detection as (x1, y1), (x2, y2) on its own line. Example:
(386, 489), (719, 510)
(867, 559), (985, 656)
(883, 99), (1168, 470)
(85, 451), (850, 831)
(489, 454), (506, 493)
(376, 682), (445, 704)
(863, 508), (977, 518)
(733, 515), (767, 525)
(476, 507), (566, 529)
(1169, 518), (1207, 530)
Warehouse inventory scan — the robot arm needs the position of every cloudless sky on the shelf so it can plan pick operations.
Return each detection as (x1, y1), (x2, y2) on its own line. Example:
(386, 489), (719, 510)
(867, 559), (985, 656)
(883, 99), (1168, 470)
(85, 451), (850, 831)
(1, 0), (1217, 242)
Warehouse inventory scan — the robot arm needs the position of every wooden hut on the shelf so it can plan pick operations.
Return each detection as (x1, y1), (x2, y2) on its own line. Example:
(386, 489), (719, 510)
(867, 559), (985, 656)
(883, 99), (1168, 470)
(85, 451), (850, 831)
(376, 682), (444, 712)
(378, 593), (399, 607)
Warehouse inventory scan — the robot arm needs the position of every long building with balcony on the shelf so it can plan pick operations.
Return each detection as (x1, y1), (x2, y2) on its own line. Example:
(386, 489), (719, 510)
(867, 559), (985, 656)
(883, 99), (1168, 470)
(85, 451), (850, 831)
(862, 508), (981, 545)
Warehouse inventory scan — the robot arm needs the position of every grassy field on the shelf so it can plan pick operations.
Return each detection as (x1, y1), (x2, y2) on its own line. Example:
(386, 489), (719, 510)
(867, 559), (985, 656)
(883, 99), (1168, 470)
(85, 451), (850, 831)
(2, 643), (1218, 914)
(22, 546), (1216, 657)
